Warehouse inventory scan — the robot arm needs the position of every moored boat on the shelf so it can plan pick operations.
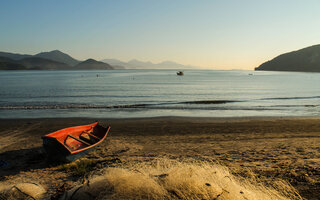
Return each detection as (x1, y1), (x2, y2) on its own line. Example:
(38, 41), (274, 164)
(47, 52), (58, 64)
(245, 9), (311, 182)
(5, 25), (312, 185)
(42, 122), (110, 162)
(177, 71), (184, 76)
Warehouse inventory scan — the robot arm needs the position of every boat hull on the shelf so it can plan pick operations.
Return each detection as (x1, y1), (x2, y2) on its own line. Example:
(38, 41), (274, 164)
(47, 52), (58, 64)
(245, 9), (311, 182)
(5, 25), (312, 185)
(42, 122), (110, 162)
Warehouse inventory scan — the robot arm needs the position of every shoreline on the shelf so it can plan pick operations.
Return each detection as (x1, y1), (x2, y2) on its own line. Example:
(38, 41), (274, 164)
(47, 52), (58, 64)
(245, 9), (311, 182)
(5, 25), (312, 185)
(1, 116), (320, 199)
(1, 115), (320, 121)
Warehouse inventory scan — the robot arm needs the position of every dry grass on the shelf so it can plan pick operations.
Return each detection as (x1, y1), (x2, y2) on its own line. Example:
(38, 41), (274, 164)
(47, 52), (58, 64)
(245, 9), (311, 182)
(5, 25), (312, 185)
(62, 158), (302, 200)
(0, 183), (45, 200)
(58, 158), (101, 177)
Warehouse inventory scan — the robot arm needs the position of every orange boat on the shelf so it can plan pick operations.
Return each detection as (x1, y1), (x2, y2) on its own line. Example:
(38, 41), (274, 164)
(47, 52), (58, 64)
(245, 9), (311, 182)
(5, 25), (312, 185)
(42, 122), (110, 162)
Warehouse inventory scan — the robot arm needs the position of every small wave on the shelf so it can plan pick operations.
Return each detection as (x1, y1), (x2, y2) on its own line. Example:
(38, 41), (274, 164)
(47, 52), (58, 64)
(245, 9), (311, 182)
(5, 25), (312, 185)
(182, 100), (239, 104)
(4, 94), (152, 99)
(0, 104), (280, 111)
(0, 104), (150, 110)
(266, 104), (319, 108)
(148, 106), (280, 111)
(0, 100), (240, 110)
(261, 96), (320, 100)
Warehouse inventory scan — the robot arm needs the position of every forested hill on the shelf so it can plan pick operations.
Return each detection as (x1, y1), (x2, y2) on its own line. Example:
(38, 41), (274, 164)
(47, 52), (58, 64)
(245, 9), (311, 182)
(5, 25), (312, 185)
(255, 45), (320, 72)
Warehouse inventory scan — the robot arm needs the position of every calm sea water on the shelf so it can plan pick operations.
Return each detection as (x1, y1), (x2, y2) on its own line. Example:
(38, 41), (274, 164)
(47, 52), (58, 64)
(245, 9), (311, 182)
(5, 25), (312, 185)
(0, 70), (320, 118)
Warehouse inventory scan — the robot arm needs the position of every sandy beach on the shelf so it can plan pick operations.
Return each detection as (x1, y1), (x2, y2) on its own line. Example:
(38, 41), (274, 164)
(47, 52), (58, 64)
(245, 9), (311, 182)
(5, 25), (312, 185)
(0, 117), (320, 199)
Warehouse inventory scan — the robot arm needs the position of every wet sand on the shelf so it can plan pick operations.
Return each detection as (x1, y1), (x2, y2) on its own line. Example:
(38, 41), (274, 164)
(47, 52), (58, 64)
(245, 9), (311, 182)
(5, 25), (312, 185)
(0, 117), (320, 199)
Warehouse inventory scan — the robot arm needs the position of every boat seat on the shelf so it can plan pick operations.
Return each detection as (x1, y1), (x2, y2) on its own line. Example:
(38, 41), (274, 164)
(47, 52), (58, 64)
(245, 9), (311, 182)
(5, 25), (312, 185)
(67, 135), (91, 146)
(79, 135), (96, 145)
(79, 131), (100, 144)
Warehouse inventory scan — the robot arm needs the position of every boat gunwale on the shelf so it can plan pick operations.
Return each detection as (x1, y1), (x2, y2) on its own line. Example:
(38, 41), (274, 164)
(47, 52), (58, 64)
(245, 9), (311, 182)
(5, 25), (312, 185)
(42, 122), (110, 154)
(42, 122), (99, 138)
(70, 125), (110, 154)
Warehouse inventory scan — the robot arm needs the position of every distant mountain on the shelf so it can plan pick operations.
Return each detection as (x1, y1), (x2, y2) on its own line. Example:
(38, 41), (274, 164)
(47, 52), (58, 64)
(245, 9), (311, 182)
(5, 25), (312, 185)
(100, 59), (126, 69)
(101, 58), (196, 69)
(19, 57), (71, 70)
(35, 50), (80, 66)
(0, 50), (116, 70)
(75, 59), (114, 70)
(155, 61), (195, 69)
(0, 56), (26, 70)
(101, 58), (126, 66)
(0, 50), (197, 70)
(0, 50), (79, 66)
(0, 56), (16, 63)
(0, 52), (31, 60)
(127, 59), (153, 68)
(255, 44), (320, 72)
(0, 56), (71, 70)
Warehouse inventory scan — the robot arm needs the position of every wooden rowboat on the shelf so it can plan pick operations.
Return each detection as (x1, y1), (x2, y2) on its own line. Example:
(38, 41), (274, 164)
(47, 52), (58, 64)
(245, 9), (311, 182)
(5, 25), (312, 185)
(42, 122), (110, 162)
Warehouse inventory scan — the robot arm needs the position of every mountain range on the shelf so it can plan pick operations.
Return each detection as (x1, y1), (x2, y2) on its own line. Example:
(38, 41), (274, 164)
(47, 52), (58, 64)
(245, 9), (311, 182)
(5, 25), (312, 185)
(0, 50), (195, 70)
(102, 58), (196, 69)
(255, 44), (320, 72)
(0, 50), (113, 70)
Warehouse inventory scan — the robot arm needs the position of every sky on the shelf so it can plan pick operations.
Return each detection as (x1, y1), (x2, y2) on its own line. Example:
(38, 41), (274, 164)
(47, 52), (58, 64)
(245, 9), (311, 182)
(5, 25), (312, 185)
(1, 0), (320, 70)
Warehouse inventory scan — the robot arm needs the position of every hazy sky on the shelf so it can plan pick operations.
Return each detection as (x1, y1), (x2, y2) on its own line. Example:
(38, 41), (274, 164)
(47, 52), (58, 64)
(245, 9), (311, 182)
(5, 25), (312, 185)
(1, 0), (320, 70)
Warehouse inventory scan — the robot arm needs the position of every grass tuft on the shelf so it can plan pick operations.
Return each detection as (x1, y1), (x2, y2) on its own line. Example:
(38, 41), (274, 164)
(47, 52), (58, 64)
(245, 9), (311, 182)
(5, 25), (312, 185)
(62, 158), (302, 200)
(59, 158), (100, 177)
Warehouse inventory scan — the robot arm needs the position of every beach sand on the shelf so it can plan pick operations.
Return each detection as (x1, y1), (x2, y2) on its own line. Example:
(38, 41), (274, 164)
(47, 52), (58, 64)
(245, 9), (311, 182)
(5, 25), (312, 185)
(0, 117), (320, 199)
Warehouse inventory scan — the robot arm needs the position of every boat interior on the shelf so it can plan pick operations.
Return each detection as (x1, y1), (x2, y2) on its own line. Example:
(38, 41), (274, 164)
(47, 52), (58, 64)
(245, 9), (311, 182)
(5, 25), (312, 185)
(63, 125), (108, 152)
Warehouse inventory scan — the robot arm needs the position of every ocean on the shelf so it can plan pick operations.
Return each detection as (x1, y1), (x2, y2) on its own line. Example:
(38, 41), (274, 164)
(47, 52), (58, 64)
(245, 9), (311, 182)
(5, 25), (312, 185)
(0, 69), (319, 118)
